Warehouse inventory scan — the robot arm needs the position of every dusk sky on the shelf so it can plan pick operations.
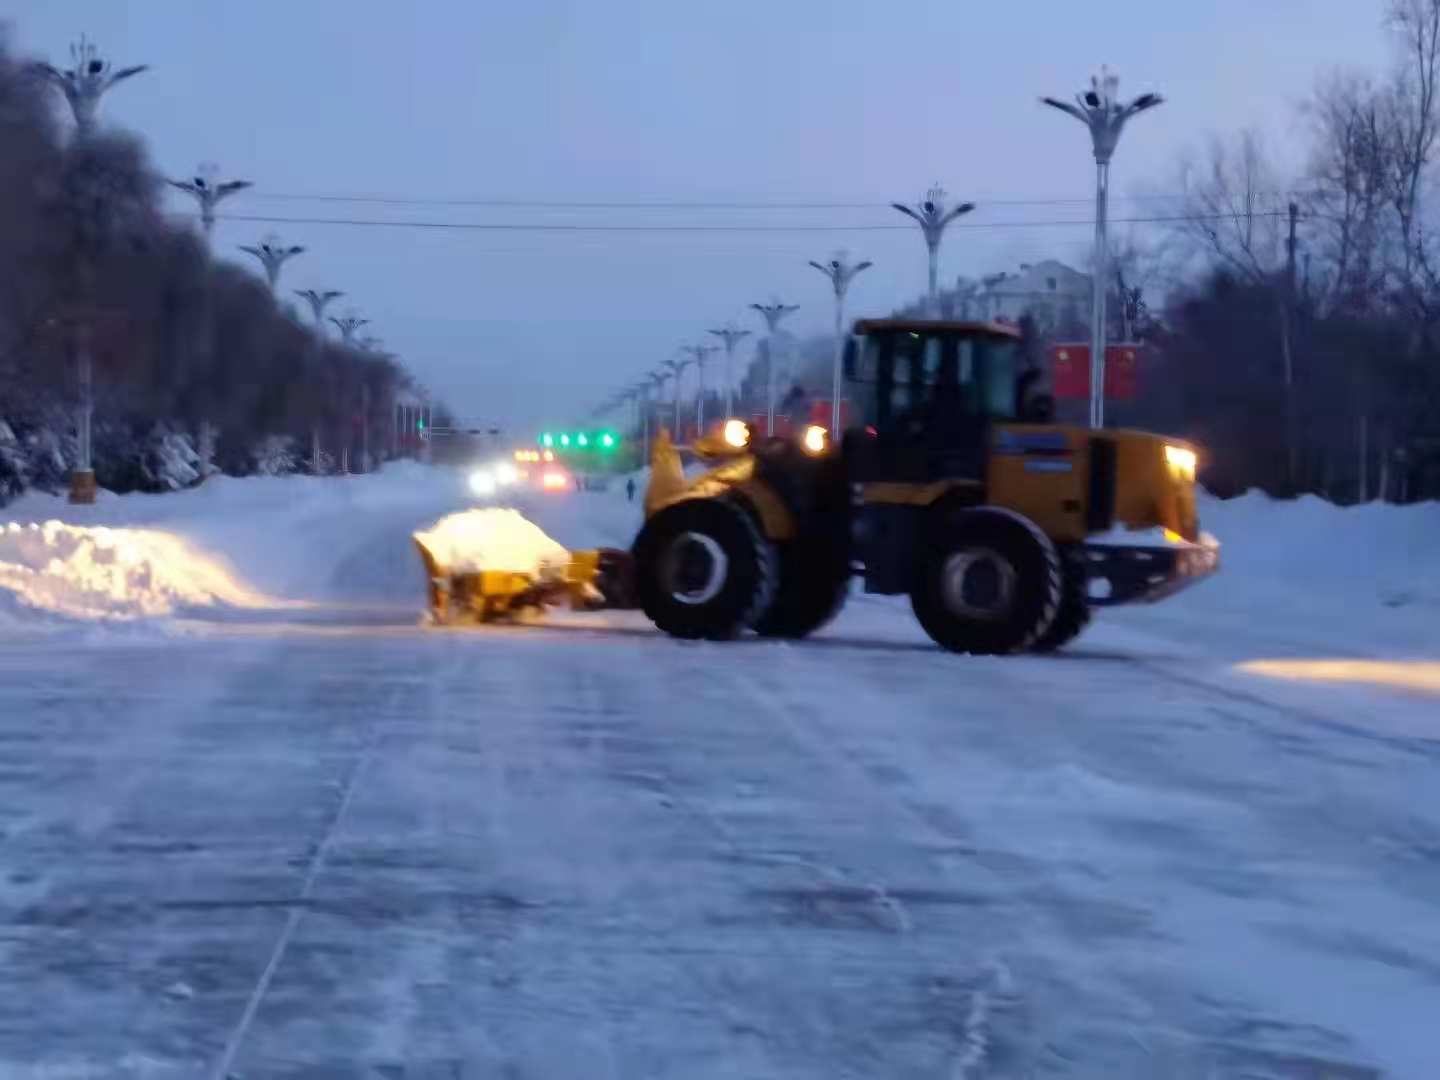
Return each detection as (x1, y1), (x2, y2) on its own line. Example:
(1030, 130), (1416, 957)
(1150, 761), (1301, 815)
(6, 0), (1391, 435)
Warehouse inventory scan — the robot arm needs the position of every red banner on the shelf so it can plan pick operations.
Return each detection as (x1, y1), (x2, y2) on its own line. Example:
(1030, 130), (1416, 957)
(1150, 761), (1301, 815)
(1047, 344), (1140, 401)
(808, 400), (850, 429)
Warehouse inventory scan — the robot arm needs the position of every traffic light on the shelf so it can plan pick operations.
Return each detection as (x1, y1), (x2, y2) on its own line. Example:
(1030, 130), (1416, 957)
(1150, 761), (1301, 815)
(600, 432), (615, 448)
(540, 432), (553, 447)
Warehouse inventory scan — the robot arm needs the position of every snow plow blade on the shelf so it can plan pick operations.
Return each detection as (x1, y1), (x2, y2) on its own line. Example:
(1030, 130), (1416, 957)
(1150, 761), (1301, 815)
(1085, 532), (1220, 607)
(415, 538), (637, 626)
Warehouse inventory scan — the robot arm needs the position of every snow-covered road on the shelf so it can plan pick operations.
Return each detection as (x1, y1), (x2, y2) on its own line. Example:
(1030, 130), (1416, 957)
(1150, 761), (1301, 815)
(2, 468), (1439, 1078)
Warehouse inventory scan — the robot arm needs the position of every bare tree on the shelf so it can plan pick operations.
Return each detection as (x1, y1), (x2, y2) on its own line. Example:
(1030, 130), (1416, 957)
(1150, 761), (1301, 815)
(1174, 130), (1289, 281)
(1300, 70), (1391, 312)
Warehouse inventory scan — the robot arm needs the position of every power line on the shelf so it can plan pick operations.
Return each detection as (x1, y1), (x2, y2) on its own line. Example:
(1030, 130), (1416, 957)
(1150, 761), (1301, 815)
(242, 190), (1311, 210)
(218, 210), (1288, 233)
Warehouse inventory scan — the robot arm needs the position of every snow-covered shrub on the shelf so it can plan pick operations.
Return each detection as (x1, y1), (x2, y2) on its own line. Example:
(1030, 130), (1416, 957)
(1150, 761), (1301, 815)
(0, 422), (27, 505)
(141, 425), (201, 491)
(252, 435), (299, 477)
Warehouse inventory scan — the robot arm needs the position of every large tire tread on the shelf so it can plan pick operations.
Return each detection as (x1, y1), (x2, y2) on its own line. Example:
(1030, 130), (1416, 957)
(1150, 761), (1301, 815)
(910, 507), (1061, 655)
(1030, 544), (1091, 652)
(633, 498), (773, 640)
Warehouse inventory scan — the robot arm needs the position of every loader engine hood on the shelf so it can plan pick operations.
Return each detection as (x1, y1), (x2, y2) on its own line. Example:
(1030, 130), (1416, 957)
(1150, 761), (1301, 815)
(1102, 429), (1201, 541)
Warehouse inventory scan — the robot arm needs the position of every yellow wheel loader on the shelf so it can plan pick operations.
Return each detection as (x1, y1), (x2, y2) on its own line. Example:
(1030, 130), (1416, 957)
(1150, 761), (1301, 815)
(623, 318), (1217, 653)
(422, 318), (1218, 653)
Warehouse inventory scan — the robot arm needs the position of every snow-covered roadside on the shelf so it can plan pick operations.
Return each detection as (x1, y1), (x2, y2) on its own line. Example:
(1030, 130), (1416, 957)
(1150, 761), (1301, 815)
(0, 462), (475, 626)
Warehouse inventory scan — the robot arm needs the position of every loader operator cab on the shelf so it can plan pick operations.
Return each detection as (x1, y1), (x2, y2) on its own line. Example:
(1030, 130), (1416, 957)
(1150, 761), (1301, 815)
(841, 319), (1049, 483)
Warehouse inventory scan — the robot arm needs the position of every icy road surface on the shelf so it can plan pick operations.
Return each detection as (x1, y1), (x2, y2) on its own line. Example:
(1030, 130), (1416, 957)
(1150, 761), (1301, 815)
(2, 468), (1439, 1078)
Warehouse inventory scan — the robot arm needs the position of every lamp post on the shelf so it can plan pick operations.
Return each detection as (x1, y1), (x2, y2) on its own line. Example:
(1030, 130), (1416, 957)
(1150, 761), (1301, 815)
(643, 374), (665, 464)
(296, 288), (344, 473)
(32, 36), (148, 137)
(168, 163), (252, 236)
(663, 356), (692, 440)
(892, 185), (975, 316)
(169, 165), (253, 478)
(1042, 67), (1162, 429)
(749, 299), (799, 437)
(240, 235), (305, 295)
(32, 37), (148, 504)
(809, 252), (872, 435)
(681, 344), (718, 436)
(329, 312), (370, 344)
(706, 326), (751, 423)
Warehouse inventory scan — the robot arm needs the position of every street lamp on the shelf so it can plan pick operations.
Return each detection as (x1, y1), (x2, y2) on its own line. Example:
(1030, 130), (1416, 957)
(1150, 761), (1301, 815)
(663, 355), (692, 440)
(32, 36), (147, 138)
(707, 326), (751, 423)
(32, 37), (147, 504)
(681, 344), (718, 436)
(1042, 67), (1162, 429)
(809, 252), (872, 435)
(329, 312), (370, 344)
(892, 184), (975, 316)
(240, 235), (305, 295)
(168, 164), (253, 237)
(749, 298), (800, 437)
(295, 289), (344, 473)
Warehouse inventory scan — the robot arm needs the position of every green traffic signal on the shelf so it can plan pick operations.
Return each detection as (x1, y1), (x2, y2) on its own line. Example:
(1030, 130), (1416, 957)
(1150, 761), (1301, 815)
(600, 433), (615, 448)
(559, 433), (571, 447)
(541, 433), (553, 447)
(577, 433), (589, 447)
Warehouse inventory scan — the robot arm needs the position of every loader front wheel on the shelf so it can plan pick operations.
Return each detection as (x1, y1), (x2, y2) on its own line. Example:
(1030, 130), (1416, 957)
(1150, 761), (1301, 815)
(633, 498), (774, 640)
(911, 508), (1061, 655)
(1030, 544), (1091, 652)
(752, 540), (850, 639)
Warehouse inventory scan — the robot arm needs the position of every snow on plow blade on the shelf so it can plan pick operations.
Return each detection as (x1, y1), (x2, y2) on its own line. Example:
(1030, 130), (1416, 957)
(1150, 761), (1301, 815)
(412, 508), (636, 625)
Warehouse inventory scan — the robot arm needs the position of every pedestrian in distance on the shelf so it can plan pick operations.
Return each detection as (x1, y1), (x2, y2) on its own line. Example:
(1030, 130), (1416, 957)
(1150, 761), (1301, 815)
(626, 477), (636, 502)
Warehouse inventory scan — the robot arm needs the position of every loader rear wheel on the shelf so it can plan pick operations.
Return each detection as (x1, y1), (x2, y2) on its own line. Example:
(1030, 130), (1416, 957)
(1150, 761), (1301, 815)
(911, 508), (1061, 655)
(633, 498), (774, 640)
(752, 540), (850, 639)
(1030, 544), (1091, 652)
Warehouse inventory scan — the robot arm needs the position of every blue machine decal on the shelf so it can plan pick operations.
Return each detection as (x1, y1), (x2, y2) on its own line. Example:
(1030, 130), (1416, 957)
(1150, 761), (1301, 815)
(1023, 460), (1074, 472)
(994, 430), (1072, 457)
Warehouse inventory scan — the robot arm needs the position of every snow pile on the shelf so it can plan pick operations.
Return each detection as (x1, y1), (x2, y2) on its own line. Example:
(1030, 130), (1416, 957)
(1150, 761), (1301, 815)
(413, 508), (570, 577)
(0, 520), (277, 621)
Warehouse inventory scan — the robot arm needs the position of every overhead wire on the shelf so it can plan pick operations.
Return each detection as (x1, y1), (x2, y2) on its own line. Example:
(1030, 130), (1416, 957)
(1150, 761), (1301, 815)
(242, 190), (1315, 210)
(216, 209), (1290, 233)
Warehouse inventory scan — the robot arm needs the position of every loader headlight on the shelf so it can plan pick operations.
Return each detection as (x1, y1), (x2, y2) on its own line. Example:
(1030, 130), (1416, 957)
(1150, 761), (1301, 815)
(723, 419), (750, 448)
(1164, 444), (1197, 478)
(468, 469), (498, 497)
(803, 424), (828, 454)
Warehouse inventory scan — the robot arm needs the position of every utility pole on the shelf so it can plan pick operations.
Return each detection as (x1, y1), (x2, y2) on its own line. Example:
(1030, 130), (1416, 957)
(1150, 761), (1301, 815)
(682, 344), (718, 436)
(296, 288), (344, 474)
(240, 235), (305, 295)
(809, 252), (872, 435)
(892, 185), (975, 315)
(32, 37), (148, 504)
(1042, 67), (1162, 429)
(749, 299), (800, 437)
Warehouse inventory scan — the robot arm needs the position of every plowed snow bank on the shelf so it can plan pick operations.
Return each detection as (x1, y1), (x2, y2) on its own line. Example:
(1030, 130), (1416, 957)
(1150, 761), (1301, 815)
(413, 508), (569, 576)
(0, 520), (278, 621)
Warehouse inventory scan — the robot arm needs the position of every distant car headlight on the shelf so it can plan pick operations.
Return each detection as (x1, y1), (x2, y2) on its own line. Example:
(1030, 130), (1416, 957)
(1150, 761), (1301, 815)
(495, 462), (519, 485)
(468, 469), (498, 496)
(1164, 444), (1197, 478)
(803, 424), (828, 454)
